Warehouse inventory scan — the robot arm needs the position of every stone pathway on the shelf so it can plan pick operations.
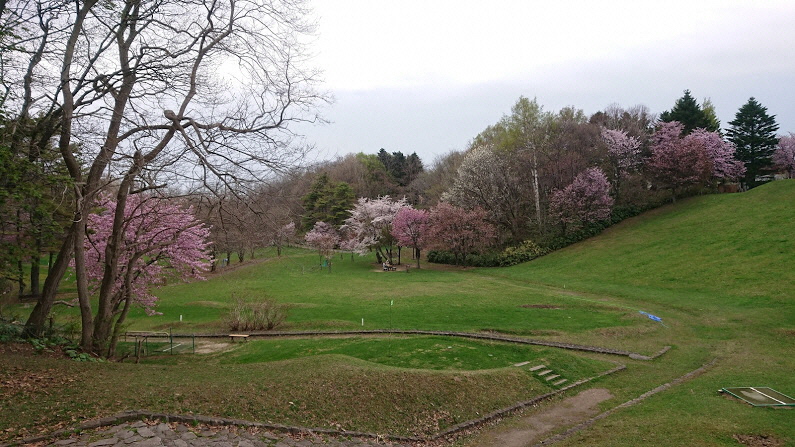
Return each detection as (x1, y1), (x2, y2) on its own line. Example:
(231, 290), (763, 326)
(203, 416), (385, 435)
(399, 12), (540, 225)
(36, 421), (409, 447)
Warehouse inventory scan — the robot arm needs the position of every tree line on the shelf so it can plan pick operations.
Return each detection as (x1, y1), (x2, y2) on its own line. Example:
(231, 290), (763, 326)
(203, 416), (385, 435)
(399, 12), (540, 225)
(297, 92), (790, 262)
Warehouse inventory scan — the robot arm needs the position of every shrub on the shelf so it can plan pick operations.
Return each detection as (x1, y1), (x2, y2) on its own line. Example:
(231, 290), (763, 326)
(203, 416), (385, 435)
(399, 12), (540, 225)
(428, 240), (548, 268)
(226, 293), (290, 331)
(0, 319), (23, 342)
(498, 240), (547, 267)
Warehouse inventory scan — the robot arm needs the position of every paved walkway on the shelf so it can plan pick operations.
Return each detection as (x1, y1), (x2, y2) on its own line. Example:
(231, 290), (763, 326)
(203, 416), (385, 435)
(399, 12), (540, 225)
(38, 421), (409, 447)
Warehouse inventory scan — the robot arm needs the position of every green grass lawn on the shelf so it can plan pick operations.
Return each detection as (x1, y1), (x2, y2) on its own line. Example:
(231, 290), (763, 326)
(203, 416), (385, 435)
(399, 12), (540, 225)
(43, 245), (636, 339)
(3, 180), (795, 445)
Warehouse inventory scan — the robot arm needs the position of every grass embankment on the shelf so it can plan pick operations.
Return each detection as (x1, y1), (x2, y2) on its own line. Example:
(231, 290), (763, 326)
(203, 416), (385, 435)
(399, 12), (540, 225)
(0, 337), (613, 439)
(3, 181), (794, 445)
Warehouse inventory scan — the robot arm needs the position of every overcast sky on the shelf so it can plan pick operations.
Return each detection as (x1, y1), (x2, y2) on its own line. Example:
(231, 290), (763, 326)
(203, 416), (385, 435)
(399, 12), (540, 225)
(297, 0), (795, 164)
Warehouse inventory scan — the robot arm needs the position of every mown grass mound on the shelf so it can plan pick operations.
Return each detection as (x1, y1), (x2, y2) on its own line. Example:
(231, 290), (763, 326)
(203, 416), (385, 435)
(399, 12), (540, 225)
(215, 336), (613, 378)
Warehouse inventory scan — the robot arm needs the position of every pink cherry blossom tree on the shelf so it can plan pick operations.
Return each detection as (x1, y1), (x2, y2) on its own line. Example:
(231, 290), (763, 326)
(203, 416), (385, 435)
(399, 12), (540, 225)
(426, 203), (496, 265)
(391, 207), (430, 269)
(342, 196), (409, 264)
(84, 194), (211, 356)
(685, 129), (745, 182)
(548, 167), (614, 234)
(601, 127), (643, 199)
(649, 121), (713, 201)
(304, 221), (340, 271)
(773, 133), (795, 178)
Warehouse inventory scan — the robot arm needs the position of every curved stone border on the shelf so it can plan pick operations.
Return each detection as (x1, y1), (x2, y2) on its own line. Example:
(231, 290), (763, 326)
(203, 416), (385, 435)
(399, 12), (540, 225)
(530, 357), (719, 447)
(169, 329), (670, 360)
(1, 364), (626, 447)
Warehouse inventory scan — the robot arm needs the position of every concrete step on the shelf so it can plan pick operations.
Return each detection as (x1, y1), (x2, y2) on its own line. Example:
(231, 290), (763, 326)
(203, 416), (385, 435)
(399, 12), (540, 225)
(528, 364), (546, 371)
(545, 374), (560, 381)
(514, 361), (530, 367)
(553, 379), (568, 386)
(537, 369), (553, 376)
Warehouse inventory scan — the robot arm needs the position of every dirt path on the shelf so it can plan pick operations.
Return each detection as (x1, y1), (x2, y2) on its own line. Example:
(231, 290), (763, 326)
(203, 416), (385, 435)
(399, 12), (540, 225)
(466, 388), (613, 447)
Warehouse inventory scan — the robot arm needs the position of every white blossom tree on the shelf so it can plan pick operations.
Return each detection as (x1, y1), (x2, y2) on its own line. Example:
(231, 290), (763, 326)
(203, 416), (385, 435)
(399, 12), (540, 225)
(342, 196), (408, 264)
(443, 144), (529, 242)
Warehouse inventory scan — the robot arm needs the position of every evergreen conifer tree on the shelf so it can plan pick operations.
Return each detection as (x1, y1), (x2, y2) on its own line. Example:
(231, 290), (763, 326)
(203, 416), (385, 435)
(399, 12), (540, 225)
(726, 97), (779, 187)
(659, 90), (716, 134)
(301, 173), (355, 229)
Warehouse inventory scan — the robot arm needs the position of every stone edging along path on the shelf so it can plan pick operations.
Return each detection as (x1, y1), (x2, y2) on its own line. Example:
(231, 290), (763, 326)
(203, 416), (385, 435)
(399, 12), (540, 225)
(2, 365), (626, 447)
(530, 358), (719, 447)
(175, 329), (671, 361)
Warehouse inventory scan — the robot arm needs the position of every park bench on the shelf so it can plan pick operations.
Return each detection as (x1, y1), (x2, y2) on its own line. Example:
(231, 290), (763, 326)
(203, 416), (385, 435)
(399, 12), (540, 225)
(382, 263), (397, 271)
(229, 334), (250, 342)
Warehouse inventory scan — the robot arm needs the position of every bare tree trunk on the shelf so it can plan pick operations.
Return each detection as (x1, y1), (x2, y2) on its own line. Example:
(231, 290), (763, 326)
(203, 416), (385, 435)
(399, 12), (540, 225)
(108, 292), (133, 359)
(25, 223), (76, 337)
(16, 259), (24, 296)
(73, 217), (94, 350)
(16, 209), (24, 296)
(531, 151), (542, 233)
(29, 243), (40, 297)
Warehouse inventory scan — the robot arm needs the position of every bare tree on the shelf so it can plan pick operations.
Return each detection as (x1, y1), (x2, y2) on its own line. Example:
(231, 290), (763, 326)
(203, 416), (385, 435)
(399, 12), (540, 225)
(443, 144), (530, 243)
(6, 0), (324, 355)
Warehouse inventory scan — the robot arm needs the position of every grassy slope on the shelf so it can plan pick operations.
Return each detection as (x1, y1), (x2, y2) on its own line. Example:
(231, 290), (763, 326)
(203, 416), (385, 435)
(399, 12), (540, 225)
(466, 180), (795, 446)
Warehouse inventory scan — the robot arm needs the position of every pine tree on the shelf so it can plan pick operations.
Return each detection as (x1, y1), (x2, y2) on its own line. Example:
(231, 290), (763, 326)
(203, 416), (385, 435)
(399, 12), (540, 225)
(726, 97), (779, 187)
(659, 90), (717, 134)
(301, 173), (354, 229)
